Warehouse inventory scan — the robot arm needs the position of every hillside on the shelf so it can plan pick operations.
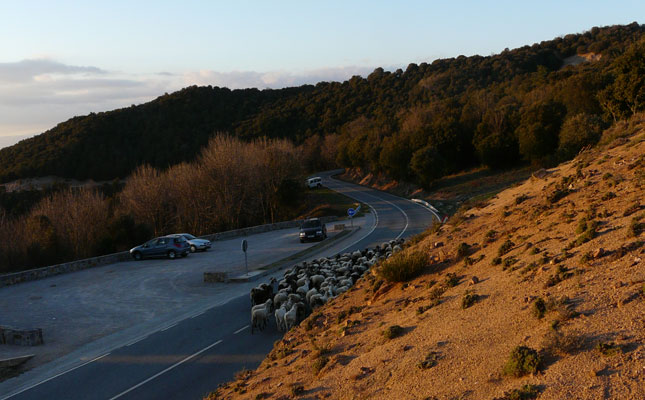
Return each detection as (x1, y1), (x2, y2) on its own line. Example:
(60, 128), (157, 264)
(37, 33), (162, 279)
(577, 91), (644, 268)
(1, 23), (643, 184)
(209, 115), (645, 399)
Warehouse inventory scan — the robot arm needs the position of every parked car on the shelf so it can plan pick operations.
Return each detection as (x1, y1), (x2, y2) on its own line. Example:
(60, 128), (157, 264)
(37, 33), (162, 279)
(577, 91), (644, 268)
(299, 218), (327, 243)
(130, 234), (190, 260)
(178, 233), (212, 253)
(306, 177), (322, 189)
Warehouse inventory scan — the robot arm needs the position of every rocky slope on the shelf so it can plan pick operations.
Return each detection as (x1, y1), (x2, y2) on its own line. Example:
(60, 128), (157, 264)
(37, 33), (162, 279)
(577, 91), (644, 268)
(209, 114), (645, 399)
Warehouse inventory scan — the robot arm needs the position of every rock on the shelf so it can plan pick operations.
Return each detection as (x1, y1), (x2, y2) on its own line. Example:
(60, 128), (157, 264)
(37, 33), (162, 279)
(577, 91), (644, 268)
(469, 276), (479, 285)
(533, 168), (548, 179)
(593, 248), (605, 259)
(434, 241), (444, 248)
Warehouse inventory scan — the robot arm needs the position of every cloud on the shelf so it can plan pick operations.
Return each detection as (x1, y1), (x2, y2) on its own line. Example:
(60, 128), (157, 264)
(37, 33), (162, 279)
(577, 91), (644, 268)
(0, 59), (106, 83)
(0, 58), (379, 143)
(183, 66), (375, 89)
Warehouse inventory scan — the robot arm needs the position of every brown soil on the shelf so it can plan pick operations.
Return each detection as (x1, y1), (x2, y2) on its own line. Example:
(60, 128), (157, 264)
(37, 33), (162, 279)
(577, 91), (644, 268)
(209, 117), (645, 399)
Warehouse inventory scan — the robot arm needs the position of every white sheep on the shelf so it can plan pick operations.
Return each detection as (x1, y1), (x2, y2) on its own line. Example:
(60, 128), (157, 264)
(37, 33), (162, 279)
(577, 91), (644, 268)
(274, 305), (288, 332)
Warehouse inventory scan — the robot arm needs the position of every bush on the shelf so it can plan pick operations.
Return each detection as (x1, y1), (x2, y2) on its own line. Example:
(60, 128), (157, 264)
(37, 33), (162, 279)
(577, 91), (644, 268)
(498, 240), (515, 256)
(485, 229), (497, 243)
(596, 342), (621, 356)
(503, 346), (541, 377)
(378, 251), (428, 282)
(543, 330), (582, 356)
(382, 325), (404, 340)
(312, 356), (329, 374)
(493, 384), (540, 400)
(456, 242), (470, 258)
(417, 351), (440, 369)
(444, 273), (460, 287)
(532, 298), (546, 319)
(558, 113), (604, 159)
(461, 291), (479, 309)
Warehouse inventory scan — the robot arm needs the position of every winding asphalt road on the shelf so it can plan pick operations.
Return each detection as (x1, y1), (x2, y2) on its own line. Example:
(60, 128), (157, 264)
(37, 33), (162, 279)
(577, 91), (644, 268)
(0, 173), (437, 400)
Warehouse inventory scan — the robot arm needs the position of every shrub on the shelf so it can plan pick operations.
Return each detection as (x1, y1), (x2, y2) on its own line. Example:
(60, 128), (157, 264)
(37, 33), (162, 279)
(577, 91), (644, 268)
(515, 194), (529, 205)
(290, 383), (305, 396)
(546, 187), (570, 204)
(444, 273), (460, 287)
(493, 384), (540, 400)
(529, 246), (540, 255)
(456, 242), (470, 258)
(601, 191), (617, 201)
(491, 256), (502, 266)
(543, 331), (582, 356)
(502, 256), (518, 270)
(485, 229), (497, 243)
(545, 265), (573, 288)
(503, 346), (541, 377)
(575, 218), (588, 235)
(532, 298), (546, 319)
(382, 325), (404, 340)
(628, 217), (644, 237)
(558, 113), (604, 159)
(417, 351), (440, 370)
(596, 342), (621, 356)
(461, 291), (479, 309)
(378, 251), (428, 282)
(312, 356), (329, 374)
(498, 240), (515, 256)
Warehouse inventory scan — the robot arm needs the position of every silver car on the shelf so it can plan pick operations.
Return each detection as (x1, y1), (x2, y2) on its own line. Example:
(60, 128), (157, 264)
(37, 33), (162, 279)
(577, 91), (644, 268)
(178, 233), (212, 253)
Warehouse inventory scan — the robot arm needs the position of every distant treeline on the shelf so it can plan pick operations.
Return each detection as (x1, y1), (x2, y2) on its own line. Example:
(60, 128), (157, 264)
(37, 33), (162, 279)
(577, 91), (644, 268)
(1, 23), (643, 187)
(0, 136), (307, 273)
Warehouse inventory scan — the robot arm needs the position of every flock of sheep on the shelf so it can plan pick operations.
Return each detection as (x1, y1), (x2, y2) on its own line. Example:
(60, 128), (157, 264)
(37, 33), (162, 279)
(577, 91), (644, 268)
(249, 239), (404, 334)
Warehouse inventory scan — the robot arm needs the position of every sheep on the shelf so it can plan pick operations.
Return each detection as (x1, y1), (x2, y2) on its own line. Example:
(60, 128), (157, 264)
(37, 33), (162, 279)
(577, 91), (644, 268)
(273, 291), (288, 309)
(284, 305), (299, 331)
(274, 305), (288, 332)
(250, 239), (404, 333)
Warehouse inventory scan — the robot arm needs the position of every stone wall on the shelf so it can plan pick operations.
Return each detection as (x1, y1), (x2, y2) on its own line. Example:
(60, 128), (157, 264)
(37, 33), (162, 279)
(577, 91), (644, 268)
(0, 216), (338, 288)
(0, 326), (44, 346)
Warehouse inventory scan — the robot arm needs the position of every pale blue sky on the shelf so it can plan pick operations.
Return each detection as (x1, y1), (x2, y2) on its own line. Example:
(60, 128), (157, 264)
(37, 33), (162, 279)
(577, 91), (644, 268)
(0, 0), (643, 146)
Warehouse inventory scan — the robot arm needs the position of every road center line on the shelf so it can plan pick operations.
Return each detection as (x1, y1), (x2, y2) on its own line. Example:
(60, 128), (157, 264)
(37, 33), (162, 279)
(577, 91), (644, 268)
(0, 353), (110, 400)
(233, 325), (249, 334)
(108, 339), (223, 400)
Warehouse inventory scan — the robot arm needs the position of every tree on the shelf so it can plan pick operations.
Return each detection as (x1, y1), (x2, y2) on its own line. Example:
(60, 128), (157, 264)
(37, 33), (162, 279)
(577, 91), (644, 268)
(558, 113), (604, 159)
(517, 100), (567, 164)
(599, 39), (645, 121)
(410, 145), (446, 188)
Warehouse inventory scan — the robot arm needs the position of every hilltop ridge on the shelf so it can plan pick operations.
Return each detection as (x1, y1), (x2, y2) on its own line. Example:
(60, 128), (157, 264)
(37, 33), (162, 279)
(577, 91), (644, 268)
(1, 23), (643, 184)
(209, 114), (645, 399)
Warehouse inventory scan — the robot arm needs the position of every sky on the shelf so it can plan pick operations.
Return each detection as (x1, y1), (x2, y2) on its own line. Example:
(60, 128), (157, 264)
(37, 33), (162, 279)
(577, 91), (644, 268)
(0, 0), (643, 148)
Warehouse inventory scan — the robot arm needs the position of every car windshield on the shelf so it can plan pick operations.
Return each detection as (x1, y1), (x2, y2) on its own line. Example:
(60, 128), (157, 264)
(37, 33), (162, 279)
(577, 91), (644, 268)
(302, 220), (321, 228)
(182, 234), (196, 240)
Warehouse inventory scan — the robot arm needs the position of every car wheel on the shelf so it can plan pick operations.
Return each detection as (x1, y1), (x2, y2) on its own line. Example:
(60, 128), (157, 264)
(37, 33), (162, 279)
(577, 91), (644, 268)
(190, 245), (196, 253)
(133, 252), (142, 261)
(167, 250), (176, 259)
(300, 239), (305, 243)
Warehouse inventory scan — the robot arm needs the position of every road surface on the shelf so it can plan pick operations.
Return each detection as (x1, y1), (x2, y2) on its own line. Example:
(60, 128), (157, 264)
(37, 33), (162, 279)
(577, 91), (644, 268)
(0, 173), (436, 400)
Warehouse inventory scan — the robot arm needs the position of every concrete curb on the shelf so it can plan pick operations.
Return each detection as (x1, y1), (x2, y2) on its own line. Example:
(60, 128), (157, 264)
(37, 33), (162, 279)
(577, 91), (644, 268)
(0, 355), (34, 370)
(226, 226), (360, 282)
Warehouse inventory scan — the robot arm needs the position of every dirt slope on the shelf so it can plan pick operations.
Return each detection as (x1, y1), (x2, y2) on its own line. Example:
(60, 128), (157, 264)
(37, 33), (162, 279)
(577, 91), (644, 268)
(209, 116), (645, 400)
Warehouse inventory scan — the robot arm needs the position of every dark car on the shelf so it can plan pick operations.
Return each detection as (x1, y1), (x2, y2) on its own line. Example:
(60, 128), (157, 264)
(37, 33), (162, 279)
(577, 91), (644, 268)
(299, 218), (327, 243)
(130, 235), (190, 260)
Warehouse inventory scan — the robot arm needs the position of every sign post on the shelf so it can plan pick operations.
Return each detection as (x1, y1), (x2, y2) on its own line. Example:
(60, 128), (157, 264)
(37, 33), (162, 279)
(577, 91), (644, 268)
(241, 239), (249, 276)
(347, 207), (356, 227)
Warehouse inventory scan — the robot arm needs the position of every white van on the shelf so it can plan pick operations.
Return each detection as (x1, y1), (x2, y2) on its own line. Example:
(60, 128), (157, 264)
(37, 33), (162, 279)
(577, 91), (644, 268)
(306, 177), (322, 189)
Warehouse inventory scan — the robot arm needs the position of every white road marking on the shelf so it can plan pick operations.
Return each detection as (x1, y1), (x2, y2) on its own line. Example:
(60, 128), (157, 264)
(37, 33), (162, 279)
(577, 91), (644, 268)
(125, 335), (149, 347)
(233, 325), (249, 334)
(108, 340), (223, 400)
(0, 353), (110, 400)
(160, 323), (178, 332)
(326, 177), (410, 249)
